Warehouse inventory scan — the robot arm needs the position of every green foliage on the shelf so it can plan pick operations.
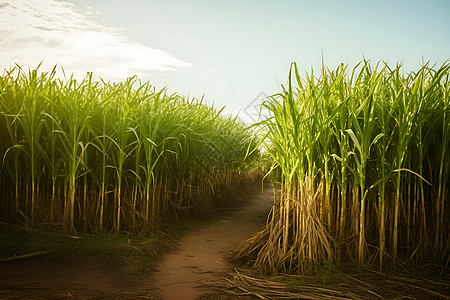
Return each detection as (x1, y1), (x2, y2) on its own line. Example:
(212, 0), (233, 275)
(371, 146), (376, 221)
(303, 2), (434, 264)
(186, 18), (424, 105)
(236, 59), (450, 273)
(0, 66), (262, 233)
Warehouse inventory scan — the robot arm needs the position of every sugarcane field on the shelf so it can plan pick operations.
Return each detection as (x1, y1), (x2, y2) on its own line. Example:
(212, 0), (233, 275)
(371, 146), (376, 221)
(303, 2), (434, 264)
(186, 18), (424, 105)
(1, 1), (449, 299)
(1, 59), (449, 299)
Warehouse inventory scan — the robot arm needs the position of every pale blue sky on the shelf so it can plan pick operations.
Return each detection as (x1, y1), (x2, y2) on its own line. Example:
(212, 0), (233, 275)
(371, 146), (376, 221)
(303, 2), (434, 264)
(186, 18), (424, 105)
(1, 0), (449, 122)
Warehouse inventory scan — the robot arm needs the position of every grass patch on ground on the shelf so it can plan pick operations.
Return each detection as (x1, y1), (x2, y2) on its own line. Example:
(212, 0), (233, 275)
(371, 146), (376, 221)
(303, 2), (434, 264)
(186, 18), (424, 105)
(0, 222), (169, 273)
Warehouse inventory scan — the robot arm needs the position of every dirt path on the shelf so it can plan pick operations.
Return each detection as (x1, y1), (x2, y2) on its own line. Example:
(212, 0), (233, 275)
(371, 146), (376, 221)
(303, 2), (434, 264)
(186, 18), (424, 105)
(151, 187), (273, 300)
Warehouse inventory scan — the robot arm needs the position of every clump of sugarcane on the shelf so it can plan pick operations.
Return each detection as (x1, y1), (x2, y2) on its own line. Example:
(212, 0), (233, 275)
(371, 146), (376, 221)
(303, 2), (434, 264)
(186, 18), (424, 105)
(233, 59), (449, 273)
(0, 65), (262, 234)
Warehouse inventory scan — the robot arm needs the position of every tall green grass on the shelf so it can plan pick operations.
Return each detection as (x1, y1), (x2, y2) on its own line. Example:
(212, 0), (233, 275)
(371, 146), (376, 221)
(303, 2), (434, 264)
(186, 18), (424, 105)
(234, 60), (450, 272)
(0, 66), (262, 234)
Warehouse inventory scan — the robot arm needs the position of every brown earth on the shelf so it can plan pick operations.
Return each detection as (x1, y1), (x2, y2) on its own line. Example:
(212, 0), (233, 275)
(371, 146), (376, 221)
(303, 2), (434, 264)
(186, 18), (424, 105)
(150, 187), (273, 300)
(0, 187), (274, 299)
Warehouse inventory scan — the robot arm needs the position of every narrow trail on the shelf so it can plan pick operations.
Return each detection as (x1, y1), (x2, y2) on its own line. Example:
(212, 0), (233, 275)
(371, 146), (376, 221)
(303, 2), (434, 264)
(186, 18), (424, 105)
(151, 186), (273, 300)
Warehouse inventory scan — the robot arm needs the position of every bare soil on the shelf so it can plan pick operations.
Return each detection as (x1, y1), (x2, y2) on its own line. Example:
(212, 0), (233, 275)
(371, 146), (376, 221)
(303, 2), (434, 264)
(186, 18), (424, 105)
(0, 187), (273, 299)
(150, 188), (273, 300)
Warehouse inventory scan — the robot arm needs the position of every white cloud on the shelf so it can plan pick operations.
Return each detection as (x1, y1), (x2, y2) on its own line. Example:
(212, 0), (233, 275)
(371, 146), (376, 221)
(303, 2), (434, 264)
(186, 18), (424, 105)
(0, 0), (192, 80)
